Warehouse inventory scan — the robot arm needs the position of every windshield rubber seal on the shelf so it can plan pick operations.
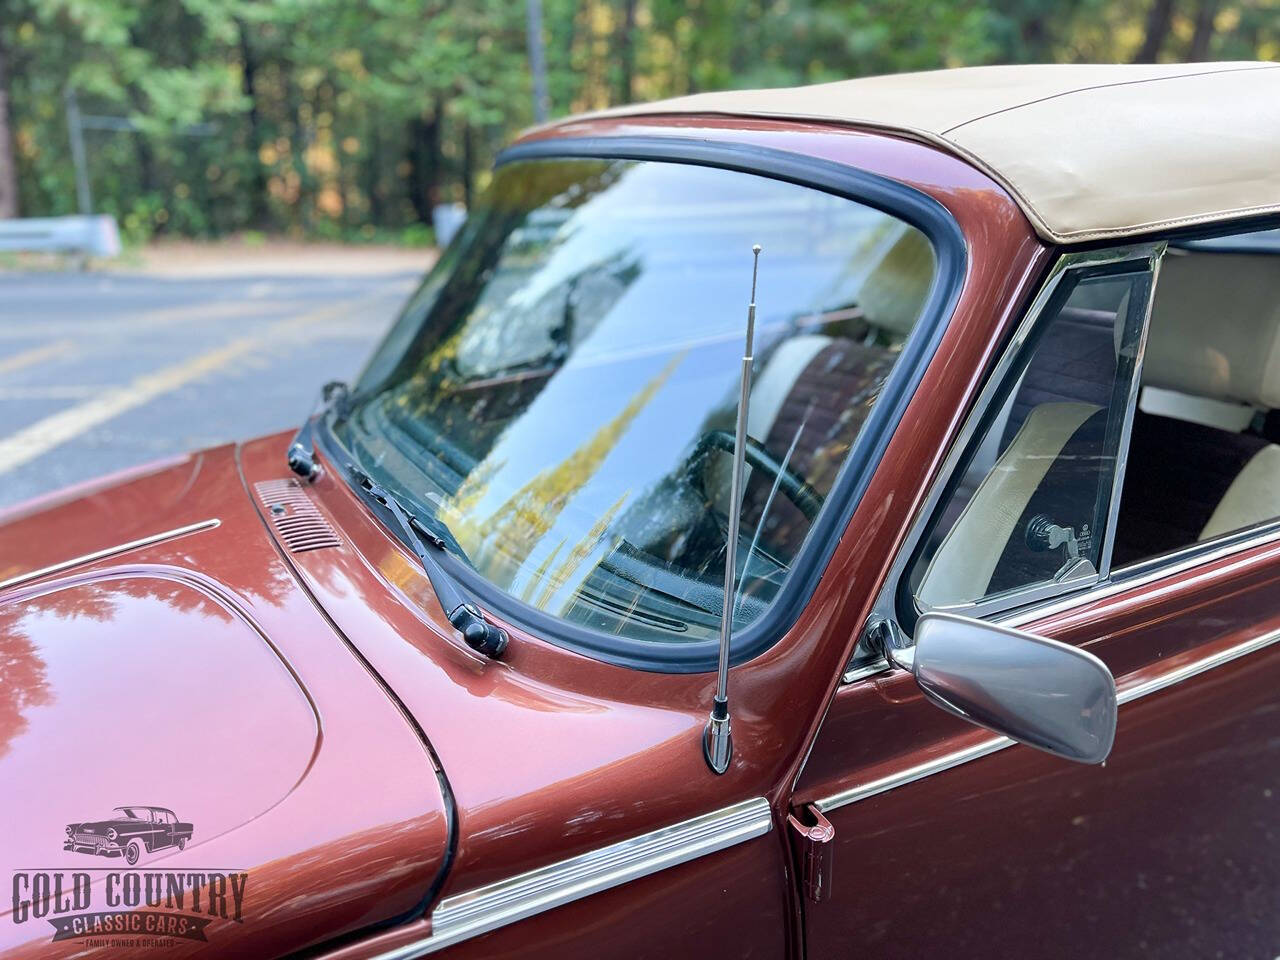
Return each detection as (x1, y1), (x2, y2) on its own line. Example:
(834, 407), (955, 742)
(319, 135), (968, 673)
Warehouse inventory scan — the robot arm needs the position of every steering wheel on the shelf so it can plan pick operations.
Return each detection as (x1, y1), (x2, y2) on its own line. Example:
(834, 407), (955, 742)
(692, 429), (823, 521)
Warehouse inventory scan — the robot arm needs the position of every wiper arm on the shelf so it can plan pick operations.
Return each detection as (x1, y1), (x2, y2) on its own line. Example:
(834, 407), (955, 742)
(360, 475), (509, 660)
(287, 380), (349, 480)
(285, 381), (508, 659)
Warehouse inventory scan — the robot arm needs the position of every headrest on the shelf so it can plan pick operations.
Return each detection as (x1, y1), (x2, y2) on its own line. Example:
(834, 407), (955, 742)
(1142, 252), (1280, 409)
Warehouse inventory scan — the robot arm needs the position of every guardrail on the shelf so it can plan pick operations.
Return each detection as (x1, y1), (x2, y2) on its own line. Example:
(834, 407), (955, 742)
(0, 215), (122, 259)
(432, 203), (466, 247)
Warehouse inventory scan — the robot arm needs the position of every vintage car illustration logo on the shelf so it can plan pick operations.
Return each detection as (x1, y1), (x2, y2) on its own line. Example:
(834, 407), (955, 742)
(9, 805), (247, 947)
(64, 805), (193, 866)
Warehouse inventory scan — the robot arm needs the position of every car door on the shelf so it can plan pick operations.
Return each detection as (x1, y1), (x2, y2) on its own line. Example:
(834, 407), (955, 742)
(159, 809), (176, 848)
(147, 808), (166, 848)
(791, 240), (1280, 959)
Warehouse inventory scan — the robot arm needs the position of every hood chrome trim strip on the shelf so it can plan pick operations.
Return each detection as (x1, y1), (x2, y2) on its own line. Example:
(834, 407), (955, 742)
(0, 518), (221, 593)
(367, 797), (772, 959)
(815, 625), (1280, 814)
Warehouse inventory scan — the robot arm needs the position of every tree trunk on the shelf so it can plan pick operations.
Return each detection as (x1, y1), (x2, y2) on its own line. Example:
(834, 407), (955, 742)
(286, 74), (312, 231)
(364, 123), (383, 226)
(405, 104), (441, 224)
(616, 0), (638, 104)
(236, 18), (270, 229)
(1133, 0), (1176, 62)
(1018, 16), (1050, 61)
(1188, 0), (1218, 60)
(461, 121), (474, 209)
(0, 31), (18, 218)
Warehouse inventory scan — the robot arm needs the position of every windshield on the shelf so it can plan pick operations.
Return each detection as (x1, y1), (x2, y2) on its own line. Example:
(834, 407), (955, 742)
(334, 156), (937, 648)
(114, 807), (144, 819)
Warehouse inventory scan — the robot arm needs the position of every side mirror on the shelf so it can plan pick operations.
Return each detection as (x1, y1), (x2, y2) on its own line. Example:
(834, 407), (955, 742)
(881, 612), (1117, 764)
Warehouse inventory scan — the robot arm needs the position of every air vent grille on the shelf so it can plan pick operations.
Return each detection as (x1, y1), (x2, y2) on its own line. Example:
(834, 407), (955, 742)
(255, 478), (342, 553)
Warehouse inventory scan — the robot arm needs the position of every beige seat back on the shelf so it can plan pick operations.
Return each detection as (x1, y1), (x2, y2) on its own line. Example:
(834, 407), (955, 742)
(917, 401), (1100, 608)
(1144, 251), (1280, 540)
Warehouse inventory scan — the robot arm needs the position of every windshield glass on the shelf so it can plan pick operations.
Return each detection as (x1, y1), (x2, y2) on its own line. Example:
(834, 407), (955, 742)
(335, 156), (937, 647)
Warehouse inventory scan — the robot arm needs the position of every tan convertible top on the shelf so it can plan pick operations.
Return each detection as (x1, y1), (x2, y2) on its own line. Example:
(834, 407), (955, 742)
(574, 62), (1280, 244)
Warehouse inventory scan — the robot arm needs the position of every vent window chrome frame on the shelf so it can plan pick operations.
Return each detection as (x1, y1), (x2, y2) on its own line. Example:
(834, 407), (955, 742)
(847, 242), (1166, 673)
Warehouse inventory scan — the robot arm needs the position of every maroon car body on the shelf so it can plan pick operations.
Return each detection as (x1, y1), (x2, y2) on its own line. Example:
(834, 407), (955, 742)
(2, 63), (1278, 959)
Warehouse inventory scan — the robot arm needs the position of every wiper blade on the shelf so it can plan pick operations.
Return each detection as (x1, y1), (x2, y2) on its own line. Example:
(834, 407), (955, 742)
(287, 380), (349, 480)
(358, 474), (509, 660)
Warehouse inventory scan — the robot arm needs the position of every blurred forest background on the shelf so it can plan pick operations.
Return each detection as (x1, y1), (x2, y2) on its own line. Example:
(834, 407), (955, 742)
(0, 0), (1275, 246)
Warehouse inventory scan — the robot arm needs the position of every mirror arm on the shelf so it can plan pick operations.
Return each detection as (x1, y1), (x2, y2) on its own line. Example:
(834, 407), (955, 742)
(885, 642), (915, 672)
(865, 616), (915, 672)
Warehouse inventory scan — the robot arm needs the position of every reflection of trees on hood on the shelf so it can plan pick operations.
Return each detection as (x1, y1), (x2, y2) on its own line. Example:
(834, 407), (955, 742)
(0, 627), (51, 762)
(0, 567), (300, 761)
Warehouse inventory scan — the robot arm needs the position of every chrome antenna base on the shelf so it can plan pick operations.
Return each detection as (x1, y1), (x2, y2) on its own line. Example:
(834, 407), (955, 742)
(703, 696), (733, 774)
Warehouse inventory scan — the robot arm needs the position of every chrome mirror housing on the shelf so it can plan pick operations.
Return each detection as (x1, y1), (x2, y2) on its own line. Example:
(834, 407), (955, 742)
(879, 612), (1117, 764)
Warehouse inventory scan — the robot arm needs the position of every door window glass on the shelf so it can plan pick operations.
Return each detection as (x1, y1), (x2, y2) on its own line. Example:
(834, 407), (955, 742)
(1113, 236), (1280, 565)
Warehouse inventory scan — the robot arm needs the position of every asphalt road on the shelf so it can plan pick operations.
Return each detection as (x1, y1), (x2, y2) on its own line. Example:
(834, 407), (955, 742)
(0, 268), (420, 510)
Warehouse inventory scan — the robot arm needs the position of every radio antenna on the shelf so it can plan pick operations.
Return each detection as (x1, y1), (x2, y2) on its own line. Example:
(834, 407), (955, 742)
(704, 243), (761, 775)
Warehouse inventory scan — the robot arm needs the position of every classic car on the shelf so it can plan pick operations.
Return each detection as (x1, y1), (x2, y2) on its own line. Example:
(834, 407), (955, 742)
(64, 806), (194, 865)
(1, 61), (1278, 958)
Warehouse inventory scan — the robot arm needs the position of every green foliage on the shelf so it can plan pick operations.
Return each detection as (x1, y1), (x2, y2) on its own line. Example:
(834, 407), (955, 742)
(1, 0), (1276, 238)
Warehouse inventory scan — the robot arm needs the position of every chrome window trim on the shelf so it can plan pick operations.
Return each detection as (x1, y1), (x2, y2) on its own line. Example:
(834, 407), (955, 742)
(367, 797), (773, 960)
(0, 518), (222, 594)
(818, 624), (1280, 813)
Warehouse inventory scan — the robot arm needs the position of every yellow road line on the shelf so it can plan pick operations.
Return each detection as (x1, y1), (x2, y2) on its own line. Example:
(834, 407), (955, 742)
(0, 339), (75, 376)
(0, 298), (317, 339)
(0, 297), (381, 477)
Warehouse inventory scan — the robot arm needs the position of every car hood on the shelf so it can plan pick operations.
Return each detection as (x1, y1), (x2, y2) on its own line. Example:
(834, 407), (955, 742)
(0, 446), (449, 958)
(67, 820), (141, 832)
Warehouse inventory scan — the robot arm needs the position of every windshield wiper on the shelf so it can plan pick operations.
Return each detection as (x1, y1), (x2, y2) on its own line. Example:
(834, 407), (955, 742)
(364, 477), (510, 659)
(287, 380), (349, 480)
(284, 381), (509, 658)
(351, 468), (509, 659)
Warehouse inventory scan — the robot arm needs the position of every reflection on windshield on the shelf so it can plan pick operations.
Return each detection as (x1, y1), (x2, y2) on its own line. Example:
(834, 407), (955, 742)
(336, 157), (936, 647)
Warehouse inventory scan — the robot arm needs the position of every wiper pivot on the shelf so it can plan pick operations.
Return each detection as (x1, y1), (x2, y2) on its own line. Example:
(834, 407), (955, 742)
(288, 381), (350, 481)
(363, 478), (509, 660)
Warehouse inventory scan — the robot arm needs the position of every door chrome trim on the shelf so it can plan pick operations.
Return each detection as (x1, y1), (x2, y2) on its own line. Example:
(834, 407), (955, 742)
(0, 518), (222, 593)
(1114, 627), (1279, 704)
(369, 797), (773, 960)
(816, 626), (1280, 813)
